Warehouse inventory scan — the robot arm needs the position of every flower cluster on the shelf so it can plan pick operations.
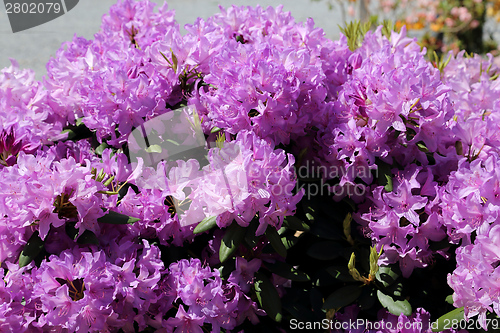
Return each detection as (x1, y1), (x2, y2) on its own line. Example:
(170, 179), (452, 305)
(0, 237), (164, 332)
(0, 61), (64, 167)
(182, 5), (351, 145)
(165, 130), (303, 234)
(357, 165), (447, 278)
(44, 0), (180, 145)
(3, 0), (500, 331)
(161, 258), (263, 332)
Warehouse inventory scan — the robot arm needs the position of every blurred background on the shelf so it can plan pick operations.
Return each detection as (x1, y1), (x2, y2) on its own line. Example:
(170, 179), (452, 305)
(1, 0), (500, 79)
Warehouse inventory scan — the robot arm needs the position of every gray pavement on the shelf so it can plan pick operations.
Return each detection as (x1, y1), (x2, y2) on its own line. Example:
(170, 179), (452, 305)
(0, 0), (344, 79)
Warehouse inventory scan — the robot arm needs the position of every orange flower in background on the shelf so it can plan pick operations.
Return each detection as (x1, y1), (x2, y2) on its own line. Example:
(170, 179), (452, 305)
(334, 0), (498, 54)
(430, 22), (444, 32)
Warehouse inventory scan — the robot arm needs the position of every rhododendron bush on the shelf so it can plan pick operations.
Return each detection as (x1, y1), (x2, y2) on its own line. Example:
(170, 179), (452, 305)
(2, 0), (500, 332)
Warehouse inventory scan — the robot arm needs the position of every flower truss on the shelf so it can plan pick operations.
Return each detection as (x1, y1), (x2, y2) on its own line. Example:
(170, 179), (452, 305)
(1, 0), (500, 332)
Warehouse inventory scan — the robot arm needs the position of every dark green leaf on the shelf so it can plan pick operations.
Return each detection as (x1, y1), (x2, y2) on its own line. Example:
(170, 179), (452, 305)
(95, 143), (109, 156)
(193, 216), (217, 234)
(254, 272), (282, 322)
(219, 222), (245, 263)
(62, 129), (76, 140)
(266, 227), (287, 258)
(431, 307), (465, 332)
(19, 231), (44, 267)
(283, 216), (310, 231)
(282, 300), (315, 322)
(323, 285), (363, 309)
(77, 230), (99, 245)
(326, 265), (356, 282)
(307, 241), (344, 260)
(266, 261), (310, 282)
(309, 217), (343, 240)
(314, 268), (341, 287)
(377, 290), (412, 316)
(97, 211), (140, 225)
(65, 223), (79, 240)
(384, 281), (404, 298)
(281, 233), (299, 250)
(375, 266), (400, 288)
(244, 220), (260, 248)
(429, 238), (452, 251)
(358, 287), (376, 310)
(309, 288), (324, 317)
(377, 160), (393, 192)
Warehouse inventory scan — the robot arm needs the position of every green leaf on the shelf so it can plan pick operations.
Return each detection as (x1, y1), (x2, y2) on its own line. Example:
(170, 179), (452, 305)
(97, 211), (140, 225)
(445, 295), (454, 305)
(283, 216), (310, 232)
(377, 160), (393, 192)
(282, 301), (315, 322)
(314, 269), (340, 287)
(145, 144), (162, 153)
(97, 190), (119, 195)
(102, 175), (115, 187)
(266, 227), (287, 258)
(309, 217), (343, 240)
(381, 20), (396, 40)
(95, 143), (109, 156)
(65, 223), (79, 240)
(211, 126), (222, 133)
(326, 265), (356, 282)
(307, 241), (344, 260)
(159, 51), (172, 66)
(19, 231), (44, 267)
(375, 266), (400, 288)
(254, 272), (282, 322)
(77, 230), (99, 245)
(339, 20), (371, 51)
(75, 117), (84, 127)
(193, 216), (218, 234)
(219, 222), (245, 263)
(358, 287), (377, 310)
(266, 261), (310, 282)
(165, 139), (180, 146)
(61, 129), (76, 140)
(281, 234), (299, 250)
(432, 307), (465, 332)
(429, 238), (452, 251)
(377, 290), (412, 316)
(244, 220), (260, 248)
(416, 142), (429, 153)
(277, 226), (287, 236)
(323, 285), (363, 309)
(171, 48), (178, 72)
